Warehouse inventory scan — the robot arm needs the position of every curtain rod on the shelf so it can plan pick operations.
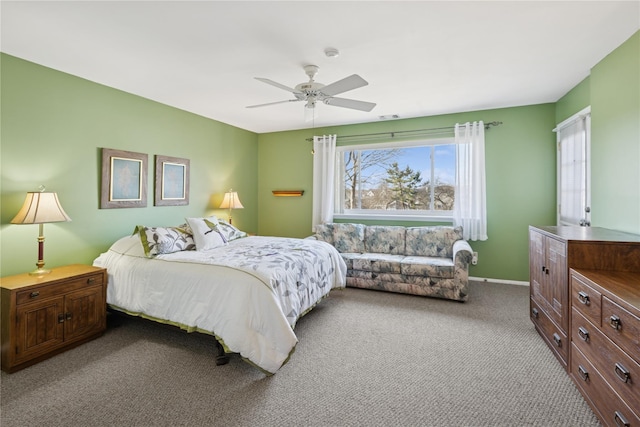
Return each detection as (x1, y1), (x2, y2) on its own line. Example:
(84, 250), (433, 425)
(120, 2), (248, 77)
(306, 121), (502, 142)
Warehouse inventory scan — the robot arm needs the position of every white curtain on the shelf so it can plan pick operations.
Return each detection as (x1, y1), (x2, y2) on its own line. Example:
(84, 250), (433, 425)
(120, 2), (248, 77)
(312, 134), (337, 231)
(453, 121), (487, 241)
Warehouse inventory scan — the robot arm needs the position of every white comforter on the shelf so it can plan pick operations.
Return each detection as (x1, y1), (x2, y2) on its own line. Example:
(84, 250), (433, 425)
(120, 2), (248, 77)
(93, 234), (346, 374)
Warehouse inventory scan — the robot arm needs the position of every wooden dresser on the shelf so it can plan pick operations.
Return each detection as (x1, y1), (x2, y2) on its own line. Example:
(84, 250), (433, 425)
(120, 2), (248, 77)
(1, 264), (107, 373)
(529, 226), (640, 370)
(570, 269), (640, 426)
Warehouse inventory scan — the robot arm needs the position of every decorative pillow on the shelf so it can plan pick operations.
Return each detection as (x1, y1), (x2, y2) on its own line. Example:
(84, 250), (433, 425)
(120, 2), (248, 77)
(217, 220), (248, 242)
(134, 225), (196, 258)
(332, 223), (365, 253)
(185, 216), (228, 251)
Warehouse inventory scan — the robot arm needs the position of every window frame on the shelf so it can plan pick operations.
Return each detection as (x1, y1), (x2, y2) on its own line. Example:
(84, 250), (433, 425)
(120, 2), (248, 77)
(334, 137), (456, 222)
(555, 106), (591, 227)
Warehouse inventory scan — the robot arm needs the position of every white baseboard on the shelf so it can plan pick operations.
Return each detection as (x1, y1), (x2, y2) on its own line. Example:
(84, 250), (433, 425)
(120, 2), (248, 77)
(469, 276), (530, 287)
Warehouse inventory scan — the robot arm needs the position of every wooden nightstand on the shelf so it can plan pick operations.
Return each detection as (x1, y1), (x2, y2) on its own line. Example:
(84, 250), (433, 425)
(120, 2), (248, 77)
(1, 264), (107, 373)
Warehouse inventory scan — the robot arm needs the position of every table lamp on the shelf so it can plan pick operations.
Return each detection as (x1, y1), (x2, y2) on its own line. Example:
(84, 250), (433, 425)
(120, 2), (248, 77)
(219, 189), (243, 224)
(11, 189), (72, 275)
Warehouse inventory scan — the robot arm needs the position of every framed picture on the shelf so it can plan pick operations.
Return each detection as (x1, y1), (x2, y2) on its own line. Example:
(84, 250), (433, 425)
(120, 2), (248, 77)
(154, 155), (190, 206)
(100, 148), (148, 209)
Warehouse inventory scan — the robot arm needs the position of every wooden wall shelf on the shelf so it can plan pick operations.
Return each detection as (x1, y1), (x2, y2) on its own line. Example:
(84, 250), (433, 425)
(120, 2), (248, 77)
(272, 190), (304, 197)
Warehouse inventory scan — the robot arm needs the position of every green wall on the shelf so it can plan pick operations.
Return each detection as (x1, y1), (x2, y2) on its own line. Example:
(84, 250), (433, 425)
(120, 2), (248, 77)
(555, 77), (590, 124)
(589, 32), (640, 233)
(1, 54), (259, 277)
(257, 30), (640, 282)
(258, 104), (557, 282)
(2, 30), (638, 282)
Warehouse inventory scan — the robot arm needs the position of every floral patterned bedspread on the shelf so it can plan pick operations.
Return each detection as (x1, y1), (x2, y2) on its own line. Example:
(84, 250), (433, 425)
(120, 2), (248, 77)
(164, 236), (347, 327)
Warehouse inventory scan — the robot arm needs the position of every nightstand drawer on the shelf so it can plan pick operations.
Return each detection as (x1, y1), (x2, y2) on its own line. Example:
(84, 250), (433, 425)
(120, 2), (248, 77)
(16, 273), (104, 305)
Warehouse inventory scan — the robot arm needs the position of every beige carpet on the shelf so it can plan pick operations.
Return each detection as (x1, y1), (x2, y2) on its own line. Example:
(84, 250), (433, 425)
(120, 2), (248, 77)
(0, 281), (600, 426)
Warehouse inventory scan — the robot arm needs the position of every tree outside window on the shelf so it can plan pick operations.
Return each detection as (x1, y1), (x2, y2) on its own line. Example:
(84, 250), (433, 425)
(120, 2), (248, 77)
(338, 142), (456, 216)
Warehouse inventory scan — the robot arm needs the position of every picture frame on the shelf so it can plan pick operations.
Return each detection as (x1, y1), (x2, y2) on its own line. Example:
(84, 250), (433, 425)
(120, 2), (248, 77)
(100, 148), (148, 209)
(154, 155), (190, 206)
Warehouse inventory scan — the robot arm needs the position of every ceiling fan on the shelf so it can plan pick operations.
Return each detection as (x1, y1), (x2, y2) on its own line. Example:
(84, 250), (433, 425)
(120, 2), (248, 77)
(247, 65), (376, 113)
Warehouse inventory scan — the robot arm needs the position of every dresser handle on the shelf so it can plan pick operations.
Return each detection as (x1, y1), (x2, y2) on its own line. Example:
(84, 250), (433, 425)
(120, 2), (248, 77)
(614, 411), (630, 427)
(531, 308), (539, 318)
(57, 313), (65, 323)
(552, 333), (561, 347)
(29, 291), (40, 298)
(577, 365), (589, 381)
(87, 277), (96, 284)
(577, 291), (590, 305)
(609, 315), (622, 330)
(614, 363), (631, 383)
(578, 327), (590, 342)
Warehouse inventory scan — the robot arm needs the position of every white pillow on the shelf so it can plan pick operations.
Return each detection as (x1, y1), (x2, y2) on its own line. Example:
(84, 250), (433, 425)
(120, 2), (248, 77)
(185, 216), (228, 251)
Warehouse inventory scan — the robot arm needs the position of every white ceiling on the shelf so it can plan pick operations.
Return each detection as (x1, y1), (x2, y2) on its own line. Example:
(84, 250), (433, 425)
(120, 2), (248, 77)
(2, 1), (639, 134)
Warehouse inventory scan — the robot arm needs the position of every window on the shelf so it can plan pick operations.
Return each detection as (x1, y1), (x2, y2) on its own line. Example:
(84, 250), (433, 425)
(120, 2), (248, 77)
(555, 107), (591, 226)
(334, 139), (456, 220)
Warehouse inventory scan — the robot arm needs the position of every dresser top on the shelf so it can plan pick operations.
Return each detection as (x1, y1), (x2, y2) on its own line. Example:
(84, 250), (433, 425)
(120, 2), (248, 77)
(531, 226), (640, 243)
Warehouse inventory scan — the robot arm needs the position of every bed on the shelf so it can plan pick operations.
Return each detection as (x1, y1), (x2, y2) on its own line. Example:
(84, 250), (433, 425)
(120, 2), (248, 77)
(93, 217), (347, 375)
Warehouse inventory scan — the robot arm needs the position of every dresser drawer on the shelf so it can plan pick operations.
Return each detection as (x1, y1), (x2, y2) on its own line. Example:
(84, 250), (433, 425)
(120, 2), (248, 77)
(571, 343), (640, 427)
(531, 298), (568, 365)
(16, 273), (104, 305)
(601, 296), (640, 361)
(572, 308), (640, 414)
(571, 272), (602, 326)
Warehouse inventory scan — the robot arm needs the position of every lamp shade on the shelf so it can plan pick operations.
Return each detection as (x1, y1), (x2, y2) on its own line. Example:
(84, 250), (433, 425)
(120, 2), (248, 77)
(11, 192), (72, 224)
(219, 191), (244, 210)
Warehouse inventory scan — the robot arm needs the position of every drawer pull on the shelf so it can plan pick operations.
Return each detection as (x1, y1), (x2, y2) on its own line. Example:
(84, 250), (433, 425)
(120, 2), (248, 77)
(614, 411), (630, 427)
(577, 291), (590, 305)
(577, 327), (590, 342)
(29, 291), (40, 299)
(552, 333), (562, 347)
(87, 277), (96, 284)
(614, 363), (631, 383)
(531, 307), (539, 318)
(57, 313), (65, 323)
(609, 315), (622, 330)
(577, 365), (589, 381)
(65, 312), (73, 321)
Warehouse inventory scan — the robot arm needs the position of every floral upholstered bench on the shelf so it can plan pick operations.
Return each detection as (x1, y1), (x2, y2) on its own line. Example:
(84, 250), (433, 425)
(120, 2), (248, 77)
(310, 223), (473, 302)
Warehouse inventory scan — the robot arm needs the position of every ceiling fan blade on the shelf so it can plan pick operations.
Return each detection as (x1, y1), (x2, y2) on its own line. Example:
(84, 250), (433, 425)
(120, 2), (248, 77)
(246, 99), (302, 108)
(324, 97), (376, 112)
(320, 74), (368, 97)
(255, 77), (302, 95)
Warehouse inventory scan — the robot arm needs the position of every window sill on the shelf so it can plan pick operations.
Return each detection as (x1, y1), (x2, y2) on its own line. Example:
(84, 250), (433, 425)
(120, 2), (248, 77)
(333, 213), (454, 223)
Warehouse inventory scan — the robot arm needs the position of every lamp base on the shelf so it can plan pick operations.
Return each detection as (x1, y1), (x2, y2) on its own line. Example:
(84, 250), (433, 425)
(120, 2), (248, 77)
(29, 267), (51, 276)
